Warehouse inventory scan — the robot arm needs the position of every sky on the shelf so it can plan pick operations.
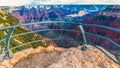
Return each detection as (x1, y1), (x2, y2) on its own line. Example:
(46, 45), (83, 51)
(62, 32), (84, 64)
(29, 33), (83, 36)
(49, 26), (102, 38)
(0, 0), (120, 6)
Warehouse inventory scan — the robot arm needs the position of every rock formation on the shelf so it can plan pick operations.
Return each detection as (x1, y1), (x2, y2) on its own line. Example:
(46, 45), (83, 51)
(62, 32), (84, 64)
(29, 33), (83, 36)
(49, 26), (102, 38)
(0, 45), (118, 68)
(0, 46), (64, 68)
(47, 45), (120, 68)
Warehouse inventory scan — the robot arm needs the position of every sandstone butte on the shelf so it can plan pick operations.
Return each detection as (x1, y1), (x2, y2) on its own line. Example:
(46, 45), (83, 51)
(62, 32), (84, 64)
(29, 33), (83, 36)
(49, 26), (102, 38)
(0, 45), (119, 68)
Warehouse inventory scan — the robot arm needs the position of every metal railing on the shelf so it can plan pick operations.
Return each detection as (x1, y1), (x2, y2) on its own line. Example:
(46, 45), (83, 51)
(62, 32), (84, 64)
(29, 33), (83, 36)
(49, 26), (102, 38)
(0, 21), (120, 65)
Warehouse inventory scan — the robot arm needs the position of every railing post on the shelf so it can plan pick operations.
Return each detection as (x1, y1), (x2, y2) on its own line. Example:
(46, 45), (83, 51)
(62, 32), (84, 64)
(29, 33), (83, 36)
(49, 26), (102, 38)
(79, 25), (87, 51)
(4, 27), (15, 60)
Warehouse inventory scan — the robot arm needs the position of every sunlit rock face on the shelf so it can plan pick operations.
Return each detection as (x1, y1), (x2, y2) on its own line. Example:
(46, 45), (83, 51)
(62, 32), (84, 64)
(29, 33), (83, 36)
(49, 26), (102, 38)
(68, 9), (88, 17)
(13, 45), (119, 68)
(78, 10), (88, 16)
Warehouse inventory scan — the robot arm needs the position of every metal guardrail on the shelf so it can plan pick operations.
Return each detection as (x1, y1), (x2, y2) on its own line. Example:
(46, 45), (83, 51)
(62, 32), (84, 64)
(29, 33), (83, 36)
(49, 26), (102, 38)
(0, 21), (120, 65)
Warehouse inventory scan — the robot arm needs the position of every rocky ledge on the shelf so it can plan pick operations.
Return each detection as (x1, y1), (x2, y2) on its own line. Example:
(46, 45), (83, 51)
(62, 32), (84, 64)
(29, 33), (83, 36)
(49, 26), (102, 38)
(0, 45), (120, 68)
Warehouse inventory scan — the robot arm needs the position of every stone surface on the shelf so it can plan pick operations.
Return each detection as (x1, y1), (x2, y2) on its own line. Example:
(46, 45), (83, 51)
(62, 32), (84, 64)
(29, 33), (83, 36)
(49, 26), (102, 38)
(47, 46), (120, 68)
(0, 45), (119, 68)
(9, 45), (120, 68)
(0, 46), (64, 68)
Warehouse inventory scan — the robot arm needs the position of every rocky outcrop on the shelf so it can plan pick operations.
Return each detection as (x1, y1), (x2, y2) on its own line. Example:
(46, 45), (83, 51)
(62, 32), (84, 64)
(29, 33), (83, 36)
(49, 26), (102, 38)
(0, 46), (64, 68)
(45, 38), (57, 47)
(1, 45), (119, 68)
(47, 45), (120, 68)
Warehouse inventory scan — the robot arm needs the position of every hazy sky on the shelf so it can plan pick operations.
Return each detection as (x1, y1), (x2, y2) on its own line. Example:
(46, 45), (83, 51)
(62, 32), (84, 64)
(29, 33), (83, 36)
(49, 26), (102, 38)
(0, 0), (120, 6)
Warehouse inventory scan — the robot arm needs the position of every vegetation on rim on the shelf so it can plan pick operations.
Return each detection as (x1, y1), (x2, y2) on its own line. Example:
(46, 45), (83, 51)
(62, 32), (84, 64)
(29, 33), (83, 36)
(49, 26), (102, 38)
(0, 8), (46, 53)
